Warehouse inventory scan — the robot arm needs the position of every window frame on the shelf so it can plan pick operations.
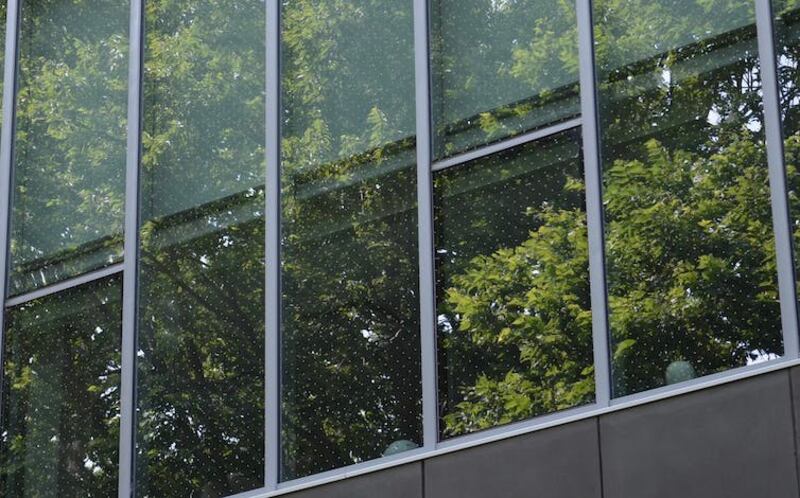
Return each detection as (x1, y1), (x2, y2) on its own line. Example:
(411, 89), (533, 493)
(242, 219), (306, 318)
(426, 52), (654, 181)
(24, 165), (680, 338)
(0, 0), (794, 496)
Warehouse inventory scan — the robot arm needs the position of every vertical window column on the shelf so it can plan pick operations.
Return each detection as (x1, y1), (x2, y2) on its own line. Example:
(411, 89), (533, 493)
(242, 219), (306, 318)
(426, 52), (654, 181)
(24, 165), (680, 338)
(0, 0), (15, 452)
(576, 0), (612, 407)
(755, 0), (800, 358)
(414, 0), (439, 452)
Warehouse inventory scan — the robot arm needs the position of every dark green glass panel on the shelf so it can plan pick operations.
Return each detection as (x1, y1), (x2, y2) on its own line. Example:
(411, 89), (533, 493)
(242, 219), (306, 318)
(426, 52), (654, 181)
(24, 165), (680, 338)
(10, 0), (128, 295)
(280, 0), (422, 481)
(0, 276), (121, 497)
(134, 0), (266, 495)
(430, 0), (579, 160)
(434, 128), (592, 438)
(595, 0), (783, 397)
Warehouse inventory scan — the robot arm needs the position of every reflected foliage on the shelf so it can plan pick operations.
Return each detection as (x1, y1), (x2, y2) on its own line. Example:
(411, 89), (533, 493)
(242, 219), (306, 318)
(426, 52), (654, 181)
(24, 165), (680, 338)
(435, 130), (593, 437)
(134, 0), (265, 495)
(0, 0), (794, 493)
(10, 0), (128, 295)
(434, 0), (784, 435)
(0, 276), (121, 498)
(280, 0), (422, 480)
(596, 0), (782, 395)
(430, 0), (580, 159)
(774, 0), (800, 313)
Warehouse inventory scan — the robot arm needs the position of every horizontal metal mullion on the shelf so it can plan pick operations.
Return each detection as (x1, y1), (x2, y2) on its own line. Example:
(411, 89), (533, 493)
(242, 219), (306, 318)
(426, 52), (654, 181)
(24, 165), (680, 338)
(430, 117), (582, 173)
(4, 262), (124, 308)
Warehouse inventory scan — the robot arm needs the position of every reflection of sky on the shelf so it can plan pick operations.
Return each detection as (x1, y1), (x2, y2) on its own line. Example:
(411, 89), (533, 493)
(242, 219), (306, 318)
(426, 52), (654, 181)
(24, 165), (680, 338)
(747, 349), (780, 365)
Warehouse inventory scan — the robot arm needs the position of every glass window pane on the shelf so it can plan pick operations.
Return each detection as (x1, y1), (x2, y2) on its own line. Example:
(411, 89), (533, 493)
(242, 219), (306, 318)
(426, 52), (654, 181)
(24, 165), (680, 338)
(429, 0), (579, 160)
(10, 0), (129, 295)
(773, 0), (800, 310)
(595, 0), (783, 397)
(0, 276), (122, 497)
(434, 128), (592, 438)
(280, 0), (421, 480)
(134, 0), (266, 494)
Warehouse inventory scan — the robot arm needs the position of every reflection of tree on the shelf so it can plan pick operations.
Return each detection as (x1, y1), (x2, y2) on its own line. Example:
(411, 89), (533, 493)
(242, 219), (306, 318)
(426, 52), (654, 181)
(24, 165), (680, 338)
(434, 131), (593, 437)
(430, 0), (580, 158)
(774, 0), (800, 288)
(0, 276), (122, 497)
(279, 0), (421, 480)
(9, 0), (128, 295)
(135, 0), (266, 494)
(436, 0), (785, 436)
(135, 193), (265, 497)
(0, 0), (796, 494)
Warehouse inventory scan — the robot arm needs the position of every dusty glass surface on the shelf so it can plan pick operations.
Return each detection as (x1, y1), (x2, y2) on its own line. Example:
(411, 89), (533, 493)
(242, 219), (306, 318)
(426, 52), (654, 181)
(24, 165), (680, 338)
(0, 276), (122, 497)
(9, 0), (128, 295)
(429, 0), (580, 160)
(133, 0), (266, 495)
(279, 0), (422, 480)
(434, 128), (593, 438)
(594, 0), (783, 396)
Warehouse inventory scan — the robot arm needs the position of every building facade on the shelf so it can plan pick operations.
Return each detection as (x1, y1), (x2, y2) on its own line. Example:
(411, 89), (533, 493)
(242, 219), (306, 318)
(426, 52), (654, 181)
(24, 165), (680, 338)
(0, 0), (797, 496)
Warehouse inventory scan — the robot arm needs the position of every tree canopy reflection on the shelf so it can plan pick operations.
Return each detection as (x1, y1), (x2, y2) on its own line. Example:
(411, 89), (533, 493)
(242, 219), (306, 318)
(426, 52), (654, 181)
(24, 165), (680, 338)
(0, 0), (796, 494)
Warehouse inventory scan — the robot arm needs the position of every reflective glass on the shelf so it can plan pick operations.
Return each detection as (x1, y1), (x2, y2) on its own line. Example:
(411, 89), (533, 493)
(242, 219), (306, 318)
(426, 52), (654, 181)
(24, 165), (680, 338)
(595, 0), (783, 397)
(773, 0), (800, 304)
(10, 0), (128, 295)
(280, 0), (421, 480)
(429, 0), (580, 160)
(133, 0), (265, 494)
(0, 276), (121, 497)
(434, 128), (592, 438)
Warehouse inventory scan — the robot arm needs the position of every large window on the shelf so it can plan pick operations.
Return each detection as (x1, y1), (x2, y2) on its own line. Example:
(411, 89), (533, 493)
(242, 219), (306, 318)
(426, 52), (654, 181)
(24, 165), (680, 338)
(594, 0), (783, 397)
(434, 128), (592, 438)
(430, 0), (580, 158)
(279, 0), (422, 480)
(0, 275), (121, 496)
(9, 0), (128, 295)
(0, 0), (795, 495)
(134, 0), (266, 494)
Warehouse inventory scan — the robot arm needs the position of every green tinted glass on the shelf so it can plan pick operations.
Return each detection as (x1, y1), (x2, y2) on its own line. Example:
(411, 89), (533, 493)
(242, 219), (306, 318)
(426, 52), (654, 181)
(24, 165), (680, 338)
(10, 0), (128, 295)
(595, 0), (782, 396)
(134, 0), (266, 494)
(0, 276), (122, 497)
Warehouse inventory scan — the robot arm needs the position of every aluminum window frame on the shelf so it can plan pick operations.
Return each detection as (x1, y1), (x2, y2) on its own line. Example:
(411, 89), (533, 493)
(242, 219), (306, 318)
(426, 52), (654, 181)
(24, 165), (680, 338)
(0, 0), (794, 495)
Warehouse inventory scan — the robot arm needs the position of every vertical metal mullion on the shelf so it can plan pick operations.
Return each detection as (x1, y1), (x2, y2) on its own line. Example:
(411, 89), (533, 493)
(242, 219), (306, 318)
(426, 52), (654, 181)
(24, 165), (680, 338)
(576, 0), (612, 405)
(0, 0), (20, 439)
(264, 0), (280, 489)
(118, 0), (144, 493)
(413, 0), (439, 447)
(755, 0), (800, 357)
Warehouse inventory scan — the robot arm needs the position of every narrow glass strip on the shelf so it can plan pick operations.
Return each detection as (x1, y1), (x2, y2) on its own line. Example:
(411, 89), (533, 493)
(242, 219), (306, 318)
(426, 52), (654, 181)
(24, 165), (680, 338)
(117, 0), (143, 493)
(756, 0), (800, 356)
(0, 0), (19, 446)
(265, 0), (280, 490)
(414, 0), (439, 447)
(576, 0), (611, 406)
